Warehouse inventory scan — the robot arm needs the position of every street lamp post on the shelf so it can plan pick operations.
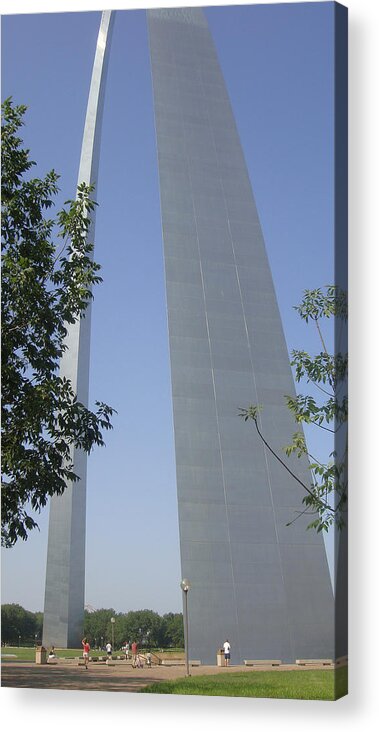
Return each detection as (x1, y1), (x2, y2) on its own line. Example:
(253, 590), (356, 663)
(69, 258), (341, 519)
(111, 617), (115, 652)
(180, 578), (191, 677)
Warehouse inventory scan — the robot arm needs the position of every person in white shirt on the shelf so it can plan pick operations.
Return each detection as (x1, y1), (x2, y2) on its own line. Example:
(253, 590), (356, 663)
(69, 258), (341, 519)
(106, 642), (112, 660)
(223, 639), (231, 666)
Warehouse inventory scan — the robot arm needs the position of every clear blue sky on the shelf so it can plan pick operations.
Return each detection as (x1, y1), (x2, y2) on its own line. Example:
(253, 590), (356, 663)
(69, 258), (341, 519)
(1, 2), (336, 614)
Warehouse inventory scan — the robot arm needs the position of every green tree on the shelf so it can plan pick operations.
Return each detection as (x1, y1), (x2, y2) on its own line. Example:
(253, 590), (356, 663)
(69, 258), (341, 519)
(34, 611), (43, 641)
(240, 286), (347, 532)
(1, 99), (115, 547)
(121, 610), (164, 649)
(161, 612), (184, 648)
(83, 608), (170, 650)
(83, 608), (116, 648)
(1, 603), (38, 644)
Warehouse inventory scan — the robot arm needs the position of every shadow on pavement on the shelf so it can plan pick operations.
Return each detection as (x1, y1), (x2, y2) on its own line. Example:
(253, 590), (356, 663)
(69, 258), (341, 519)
(1, 663), (160, 693)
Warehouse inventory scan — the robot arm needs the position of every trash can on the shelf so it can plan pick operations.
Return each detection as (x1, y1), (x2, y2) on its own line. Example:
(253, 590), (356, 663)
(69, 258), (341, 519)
(35, 646), (47, 664)
(217, 648), (226, 667)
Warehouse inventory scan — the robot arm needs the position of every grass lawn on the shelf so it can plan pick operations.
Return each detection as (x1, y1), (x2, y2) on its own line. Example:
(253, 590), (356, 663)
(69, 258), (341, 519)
(1, 646), (85, 661)
(140, 667), (348, 701)
(1, 646), (183, 662)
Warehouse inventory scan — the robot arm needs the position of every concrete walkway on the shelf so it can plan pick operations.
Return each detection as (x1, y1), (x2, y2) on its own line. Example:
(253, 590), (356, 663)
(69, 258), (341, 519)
(1, 660), (338, 693)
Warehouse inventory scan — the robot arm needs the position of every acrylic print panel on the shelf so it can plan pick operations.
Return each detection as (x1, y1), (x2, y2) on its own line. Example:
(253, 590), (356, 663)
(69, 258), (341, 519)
(1, 1), (347, 702)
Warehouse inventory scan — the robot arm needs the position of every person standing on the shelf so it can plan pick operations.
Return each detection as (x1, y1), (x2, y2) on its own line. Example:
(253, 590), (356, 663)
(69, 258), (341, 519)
(131, 640), (138, 668)
(82, 637), (90, 669)
(106, 641), (112, 661)
(124, 641), (130, 660)
(223, 639), (231, 667)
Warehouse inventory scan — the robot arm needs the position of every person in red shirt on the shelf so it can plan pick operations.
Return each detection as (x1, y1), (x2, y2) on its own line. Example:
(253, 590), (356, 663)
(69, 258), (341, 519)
(131, 640), (138, 668)
(82, 637), (90, 669)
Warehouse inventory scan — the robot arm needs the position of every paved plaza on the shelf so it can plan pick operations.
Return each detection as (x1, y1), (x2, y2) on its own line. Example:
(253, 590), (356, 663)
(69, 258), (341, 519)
(1, 659), (337, 693)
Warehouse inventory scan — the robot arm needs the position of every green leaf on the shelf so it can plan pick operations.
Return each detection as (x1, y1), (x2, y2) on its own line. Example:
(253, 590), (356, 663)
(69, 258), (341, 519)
(1, 99), (116, 546)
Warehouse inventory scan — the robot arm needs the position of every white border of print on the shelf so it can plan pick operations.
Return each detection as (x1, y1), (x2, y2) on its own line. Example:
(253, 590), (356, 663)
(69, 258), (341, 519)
(1, 1), (378, 731)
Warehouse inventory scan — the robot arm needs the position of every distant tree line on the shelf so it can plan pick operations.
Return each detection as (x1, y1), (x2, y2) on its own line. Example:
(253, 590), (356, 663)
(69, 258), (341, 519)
(1, 604), (184, 649)
(83, 608), (184, 650)
(1, 604), (43, 645)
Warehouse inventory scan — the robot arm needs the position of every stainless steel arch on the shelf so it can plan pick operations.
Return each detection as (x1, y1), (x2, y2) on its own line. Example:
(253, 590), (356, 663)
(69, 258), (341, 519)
(41, 6), (344, 665)
(147, 6), (335, 665)
(43, 10), (114, 649)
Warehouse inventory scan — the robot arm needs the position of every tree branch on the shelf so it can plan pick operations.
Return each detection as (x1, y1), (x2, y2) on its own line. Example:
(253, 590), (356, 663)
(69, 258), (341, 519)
(250, 415), (335, 513)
